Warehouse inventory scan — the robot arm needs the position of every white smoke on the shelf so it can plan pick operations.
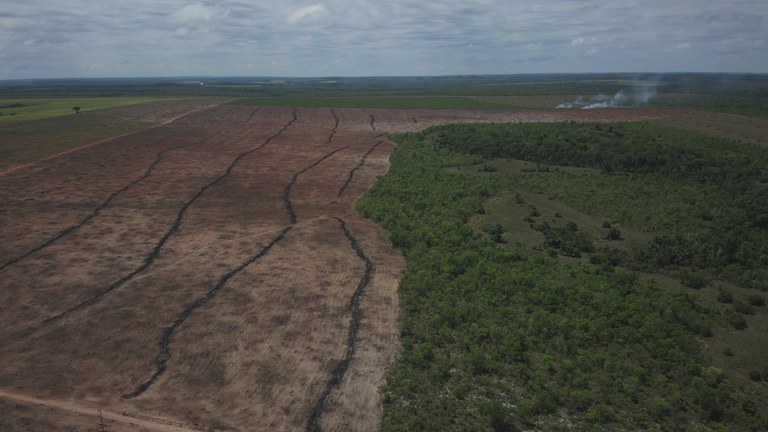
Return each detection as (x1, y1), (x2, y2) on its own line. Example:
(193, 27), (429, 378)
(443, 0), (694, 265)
(557, 79), (660, 109)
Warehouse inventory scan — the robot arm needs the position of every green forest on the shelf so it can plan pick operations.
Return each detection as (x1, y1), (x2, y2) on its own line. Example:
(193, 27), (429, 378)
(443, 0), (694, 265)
(358, 121), (768, 430)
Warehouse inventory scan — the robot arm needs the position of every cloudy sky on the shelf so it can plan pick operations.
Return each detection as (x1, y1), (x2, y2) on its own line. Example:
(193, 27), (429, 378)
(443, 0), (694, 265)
(1, 0), (766, 79)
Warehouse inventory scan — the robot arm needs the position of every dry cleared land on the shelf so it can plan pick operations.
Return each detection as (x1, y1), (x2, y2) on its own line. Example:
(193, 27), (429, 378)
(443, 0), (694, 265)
(0, 104), (695, 431)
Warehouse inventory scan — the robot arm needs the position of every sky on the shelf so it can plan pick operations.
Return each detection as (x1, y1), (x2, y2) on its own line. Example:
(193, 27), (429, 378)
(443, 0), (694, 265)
(1, 0), (767, 79)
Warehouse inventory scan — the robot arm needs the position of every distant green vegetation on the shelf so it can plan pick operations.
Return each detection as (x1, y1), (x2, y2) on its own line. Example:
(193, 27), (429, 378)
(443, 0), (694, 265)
(0, 97), (172, 123)
(432, 122), (768, 289)
(231, 95), (515, 109)
(359, 122), (768, 431)
(3, 73), (767, 116)
(652, 94), (768, 118)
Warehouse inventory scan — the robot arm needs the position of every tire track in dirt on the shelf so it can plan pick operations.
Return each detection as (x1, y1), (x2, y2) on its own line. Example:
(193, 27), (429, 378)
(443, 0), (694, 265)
(283, 145), (350, 225)
(0, 388), (203, 432)
(337, 140), (385, 197)
(0, 131), (222, 274)
(123, 226), (293, 399)
(43, 108), (299, 324)
(306, 217), (374, 432)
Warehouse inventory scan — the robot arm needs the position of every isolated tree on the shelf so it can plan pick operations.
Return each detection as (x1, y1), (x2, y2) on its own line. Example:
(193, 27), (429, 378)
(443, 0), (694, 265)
(73, 106), (81, 114)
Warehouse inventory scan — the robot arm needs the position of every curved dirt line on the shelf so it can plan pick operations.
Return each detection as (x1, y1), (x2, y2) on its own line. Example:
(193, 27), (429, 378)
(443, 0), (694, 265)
(306, 217), (374, 432)
(0, 388), (203, 432)
(123, 226), (293, 399)
(325, 109), (339, 144)
(283, 146), (350, 225)
(0, 131), (222, 274)
(246, 107), (262, 123)
(43, 108), (299, 324)
(0, 100), (228, 178)
(337, 140), (385, 197)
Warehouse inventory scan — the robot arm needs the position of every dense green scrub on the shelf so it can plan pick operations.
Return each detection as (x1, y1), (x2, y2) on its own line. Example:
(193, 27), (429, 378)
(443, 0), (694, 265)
(432, 122), (768, 290)
(358, 124), (768, 430)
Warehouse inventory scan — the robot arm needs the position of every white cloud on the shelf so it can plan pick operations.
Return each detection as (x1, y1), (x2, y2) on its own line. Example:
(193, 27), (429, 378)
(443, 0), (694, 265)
(1, 0), (767, 78)
(285, 4), (327, 25)
(169, 3), (229, 24)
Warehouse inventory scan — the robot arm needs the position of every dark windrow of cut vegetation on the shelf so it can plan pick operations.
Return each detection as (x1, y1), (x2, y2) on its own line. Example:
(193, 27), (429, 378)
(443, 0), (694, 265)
(358, 122), (768, 431)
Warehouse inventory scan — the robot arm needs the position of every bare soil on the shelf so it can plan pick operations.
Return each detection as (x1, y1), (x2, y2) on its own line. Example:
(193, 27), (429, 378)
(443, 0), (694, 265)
(0, 105), (699, 431)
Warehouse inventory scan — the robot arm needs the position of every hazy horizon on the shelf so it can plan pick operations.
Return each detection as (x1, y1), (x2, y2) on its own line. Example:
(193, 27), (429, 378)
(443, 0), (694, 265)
(2, 1), (767, 80)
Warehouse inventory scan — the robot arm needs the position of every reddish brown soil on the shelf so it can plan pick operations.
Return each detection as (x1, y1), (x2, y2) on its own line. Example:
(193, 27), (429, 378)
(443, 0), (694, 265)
(0, 105), (696, 431)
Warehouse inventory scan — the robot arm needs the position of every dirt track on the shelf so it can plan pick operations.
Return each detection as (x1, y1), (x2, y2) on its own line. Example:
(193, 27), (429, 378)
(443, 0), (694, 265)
(0, 105), (690, 431)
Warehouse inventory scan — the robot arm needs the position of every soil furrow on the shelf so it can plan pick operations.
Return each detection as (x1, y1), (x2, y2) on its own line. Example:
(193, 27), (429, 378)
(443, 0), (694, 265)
(123, 226), (293, 399)
(282, 146), (350, 224)
(325, 109), (339, 144)
(246, 107), (262, 123)
(0, 131), (222, 274)
(43, 109), (299, 324)
(337, 140), (385, 197)
(306, 218), (375, 432)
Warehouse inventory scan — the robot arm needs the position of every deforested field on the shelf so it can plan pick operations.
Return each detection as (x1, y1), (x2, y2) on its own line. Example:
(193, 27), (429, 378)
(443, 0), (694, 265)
(0, 103), (693, 431)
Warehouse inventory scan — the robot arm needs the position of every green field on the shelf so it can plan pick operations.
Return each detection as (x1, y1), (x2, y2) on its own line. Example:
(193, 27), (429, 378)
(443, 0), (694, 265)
(0, 97), (172, 123)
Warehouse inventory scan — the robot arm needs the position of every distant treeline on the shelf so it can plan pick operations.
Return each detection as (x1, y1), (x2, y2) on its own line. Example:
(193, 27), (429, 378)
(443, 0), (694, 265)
(3, 73), (768, 100)
(0, 102), (26, 109)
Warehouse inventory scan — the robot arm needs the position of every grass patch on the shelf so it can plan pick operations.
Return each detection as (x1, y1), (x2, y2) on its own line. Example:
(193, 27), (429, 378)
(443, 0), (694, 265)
(0, 112), (151, 168)
(656, 115), (768, 148)
(0, 97), (173, 123)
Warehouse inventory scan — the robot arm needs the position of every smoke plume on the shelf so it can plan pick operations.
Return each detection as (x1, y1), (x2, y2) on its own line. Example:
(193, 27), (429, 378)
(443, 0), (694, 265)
(557, 79), (660, 109)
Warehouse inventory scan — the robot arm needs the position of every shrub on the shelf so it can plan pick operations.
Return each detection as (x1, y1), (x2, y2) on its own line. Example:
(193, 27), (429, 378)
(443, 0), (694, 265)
(742, 398), (757, 415)
(748, 371), (762, 382)
(482, 400), (516, 432)
(734, 301), (755, 315)
(727, 311), (748, 330)
(717, 289), (733, 303)
(605, 228), (623, 241)
(748, 295), (765, 307)
(680, 272), (708, 289)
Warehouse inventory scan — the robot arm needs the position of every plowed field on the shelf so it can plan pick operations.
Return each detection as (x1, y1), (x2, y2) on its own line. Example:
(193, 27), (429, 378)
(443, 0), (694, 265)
(0, 105), (691, 431)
